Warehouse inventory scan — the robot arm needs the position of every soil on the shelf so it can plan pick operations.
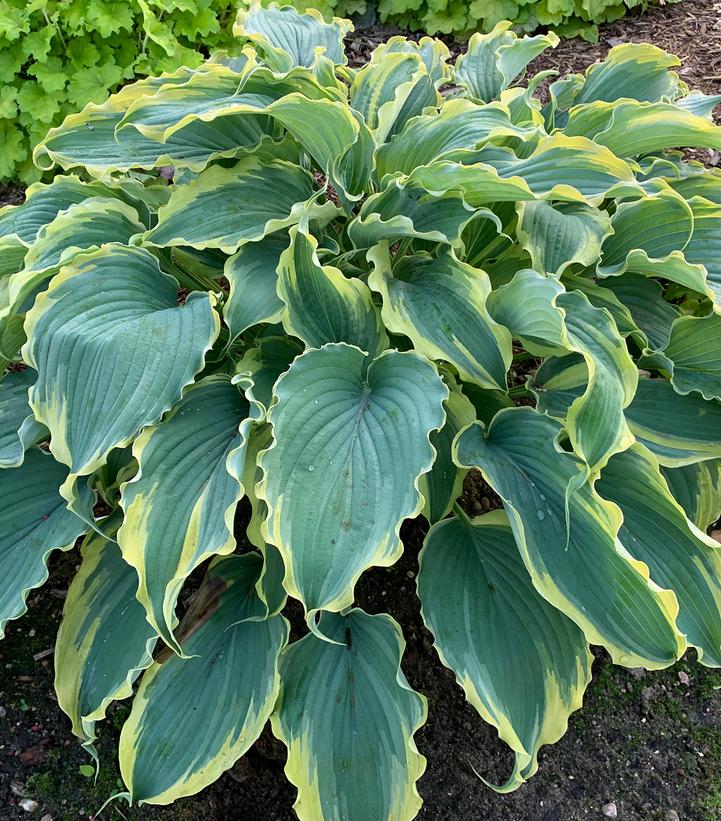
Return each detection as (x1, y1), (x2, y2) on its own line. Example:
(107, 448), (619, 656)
(3, 2), (721, 819)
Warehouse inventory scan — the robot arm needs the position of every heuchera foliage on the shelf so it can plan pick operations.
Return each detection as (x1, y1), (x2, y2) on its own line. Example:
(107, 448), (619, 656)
(0, 0), (238, 183)
(242, 0), (680, 40)
(3, 3), (721, 817)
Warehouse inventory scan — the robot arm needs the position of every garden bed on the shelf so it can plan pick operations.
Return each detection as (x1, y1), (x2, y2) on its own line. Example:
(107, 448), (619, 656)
(2, 1), (721, 819)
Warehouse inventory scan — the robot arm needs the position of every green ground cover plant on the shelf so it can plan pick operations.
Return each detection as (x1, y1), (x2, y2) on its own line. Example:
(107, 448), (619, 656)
(244, 0), (681, 39)
(2, 3), (721, 819)
(0, 0), (238, 183)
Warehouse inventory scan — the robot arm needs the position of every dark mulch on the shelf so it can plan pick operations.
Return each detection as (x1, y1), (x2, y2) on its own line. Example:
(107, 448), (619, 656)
(2, 2), (721, 819)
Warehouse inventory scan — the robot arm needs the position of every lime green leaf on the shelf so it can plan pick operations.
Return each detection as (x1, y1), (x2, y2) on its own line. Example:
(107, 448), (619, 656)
(16, 83), (62, 123)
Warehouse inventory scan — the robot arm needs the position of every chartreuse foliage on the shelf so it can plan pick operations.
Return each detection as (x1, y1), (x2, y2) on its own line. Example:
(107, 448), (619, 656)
(240, 0), (678, 42)
(0, 0), (239, 184)
(3, 5), (721, 818)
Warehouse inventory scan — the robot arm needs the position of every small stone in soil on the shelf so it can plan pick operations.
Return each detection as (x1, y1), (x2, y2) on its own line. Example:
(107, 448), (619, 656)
(665, 811), (680, 821)
(678, 671), (690, 686)
(602, 802), (618, 818)
(18, 798), (39, 813)
(40, 815), (53, 821)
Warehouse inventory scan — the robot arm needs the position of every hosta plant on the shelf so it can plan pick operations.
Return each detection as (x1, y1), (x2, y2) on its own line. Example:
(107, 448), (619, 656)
(3, 4), (721, 817)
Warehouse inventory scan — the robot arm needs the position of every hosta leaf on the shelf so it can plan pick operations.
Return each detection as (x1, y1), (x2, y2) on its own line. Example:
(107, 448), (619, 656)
(412, 135), (637, 205)
(277, 227), (387, 355)
(233, 2), (351, 69)
(0, 449), (90, 638)
(662, 460), (721, 531)
(0, 175), (154, 245)
(682, 197), (721, 308)
(223, 233), (289, 340)
(676, 91), (721, 119)
(487, 268), (567, 355)
(258, 344), (447, 623)
(420, 373), (476, 523)
(116, 64), (340, 141)
(463, 135), (639, 202)
(0, 236), (27, 277)
(120, 554), (288, 804)
(5, 199), (146, 324)
(0, 369), (46, 468)
(565, 100), (721, 158)
(454, 22), (558, 103)
(574, 43), (680, 106)
(560, 274), (638, 341)
(626, 379), (721, 467)
(516, 200), (611, 276)
(272, 609), (426, 821)
(118, 79), (371, 205)
(597, 189), (697, 279)
(241, 422), (274, 550)
(34, 70), (282, 177)
(418, 510), (592, 790)
(602, 275), (680, 351)
(350, 51), (436, 142)
(659, 314), (721, 401)
(368, 245), (512, 390)
(118, 375), (262, 654)
(598, 445), (721, 667)
(347, 176), (478, 249)
(144, 158), (338, 254)
(236, 335), (304, 413)
(558, 290), (637, 473)
(667, 170), (721, 205)
(534, 364), (721, 468)
(21, 198), (144, 275)
(54, 525), (157, 746)
(370, 36), (451, 86)
(454, 408), (684, 668)
(374, 98), (537, 181)
(23, 245), (218, 489)
(490, 275), (636, 472)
